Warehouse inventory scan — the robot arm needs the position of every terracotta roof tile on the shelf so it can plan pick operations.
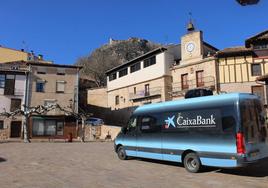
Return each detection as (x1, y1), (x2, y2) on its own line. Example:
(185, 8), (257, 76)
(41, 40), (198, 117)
(216, 46), (253, 57)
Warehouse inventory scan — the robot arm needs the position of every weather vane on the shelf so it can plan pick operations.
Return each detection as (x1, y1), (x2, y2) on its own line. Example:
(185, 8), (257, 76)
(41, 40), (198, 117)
(189, 12), (192, 21)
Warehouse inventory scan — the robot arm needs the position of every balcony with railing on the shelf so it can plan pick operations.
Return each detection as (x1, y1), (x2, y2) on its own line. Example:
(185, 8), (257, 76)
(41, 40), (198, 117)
(14, 89), (25, 96)
(3, 88), (25, 96)
(129, 87), (162, 100)
(0, 64), (29, 72)
(171, 76), (216, 97)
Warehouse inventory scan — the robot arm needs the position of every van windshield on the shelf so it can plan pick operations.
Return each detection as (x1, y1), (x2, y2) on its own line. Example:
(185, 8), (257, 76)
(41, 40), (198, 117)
(240, 99), (267, 143)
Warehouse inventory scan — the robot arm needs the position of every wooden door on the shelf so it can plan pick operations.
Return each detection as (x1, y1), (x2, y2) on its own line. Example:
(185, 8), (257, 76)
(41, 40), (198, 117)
(10, 121), (21, 138)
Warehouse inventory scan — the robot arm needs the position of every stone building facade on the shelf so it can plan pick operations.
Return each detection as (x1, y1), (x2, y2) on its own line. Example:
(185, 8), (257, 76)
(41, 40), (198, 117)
(171, 26), (218, 99)
(0, 60), (82, 141)
(27, 62), (81, 139)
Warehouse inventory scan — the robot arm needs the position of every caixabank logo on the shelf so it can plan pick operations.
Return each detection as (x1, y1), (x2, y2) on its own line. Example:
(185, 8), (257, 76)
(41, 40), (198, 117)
(164, 109), (221, 129)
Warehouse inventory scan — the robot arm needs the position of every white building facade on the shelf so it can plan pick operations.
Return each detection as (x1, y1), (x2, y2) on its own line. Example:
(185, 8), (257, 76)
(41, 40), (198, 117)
(106, 46), (181, 110)
(0, 63), (29, 140)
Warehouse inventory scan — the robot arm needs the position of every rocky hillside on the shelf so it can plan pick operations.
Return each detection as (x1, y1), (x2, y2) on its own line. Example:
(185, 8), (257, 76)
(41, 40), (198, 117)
(76, 37), (162, 87)
(105, 37), (162, 63)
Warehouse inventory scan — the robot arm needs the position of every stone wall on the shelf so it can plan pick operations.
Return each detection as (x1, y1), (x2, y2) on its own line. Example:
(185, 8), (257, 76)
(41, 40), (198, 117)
(98, 125), (121, 140)
(0, 129), (9, 141)
(87, 88), (108, 108)
(0, 119), (11, 141)
(84, 124), (121, 141)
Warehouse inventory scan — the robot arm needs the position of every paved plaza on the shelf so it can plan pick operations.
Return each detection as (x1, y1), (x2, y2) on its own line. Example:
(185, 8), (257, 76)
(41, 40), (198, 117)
(0, 142), (268, 188)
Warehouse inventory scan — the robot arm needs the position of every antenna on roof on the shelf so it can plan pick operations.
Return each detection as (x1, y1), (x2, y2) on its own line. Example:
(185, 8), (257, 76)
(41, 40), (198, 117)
(187, 12), (195, 33)
(189, 12), (192, 21)
(22, 40), (29, 52)
(164, 34), (169, 45)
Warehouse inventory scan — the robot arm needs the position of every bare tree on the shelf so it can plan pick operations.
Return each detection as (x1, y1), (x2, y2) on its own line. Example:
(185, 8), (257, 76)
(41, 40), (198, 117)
(77, 49), (120, 87)
(76, 38), (162, 87)
(0, 104), (92, 143)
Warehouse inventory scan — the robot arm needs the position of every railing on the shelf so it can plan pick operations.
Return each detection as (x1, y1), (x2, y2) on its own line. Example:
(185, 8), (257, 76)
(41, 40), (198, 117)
(171, 76), (216, 97)
(3, 89), (25, 96)
(14, 89), (25, 96)
(129, 87), (162, 100)
(0, 64), (29, 72)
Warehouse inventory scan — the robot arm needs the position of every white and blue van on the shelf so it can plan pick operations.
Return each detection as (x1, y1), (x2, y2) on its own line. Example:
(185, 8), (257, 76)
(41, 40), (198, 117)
(114, 93), (268, 173)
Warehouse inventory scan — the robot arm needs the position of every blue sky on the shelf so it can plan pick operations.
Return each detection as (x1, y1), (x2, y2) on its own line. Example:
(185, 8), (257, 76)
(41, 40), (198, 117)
(0, 0), (267, 65)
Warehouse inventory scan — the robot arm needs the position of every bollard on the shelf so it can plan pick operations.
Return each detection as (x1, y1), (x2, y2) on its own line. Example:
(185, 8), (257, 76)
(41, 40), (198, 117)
(67, 133), (73, 142)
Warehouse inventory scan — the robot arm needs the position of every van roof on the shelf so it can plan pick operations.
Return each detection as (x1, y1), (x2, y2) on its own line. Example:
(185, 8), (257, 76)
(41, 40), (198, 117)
(134, 93), (258, 115)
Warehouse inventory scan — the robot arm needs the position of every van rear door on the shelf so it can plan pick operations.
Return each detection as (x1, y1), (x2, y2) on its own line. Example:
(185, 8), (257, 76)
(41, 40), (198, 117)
(240, 99), (268, 161)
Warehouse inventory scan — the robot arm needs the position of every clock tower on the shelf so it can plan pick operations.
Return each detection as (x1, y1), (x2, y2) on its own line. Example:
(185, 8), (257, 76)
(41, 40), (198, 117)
(180, 21), (204, 65)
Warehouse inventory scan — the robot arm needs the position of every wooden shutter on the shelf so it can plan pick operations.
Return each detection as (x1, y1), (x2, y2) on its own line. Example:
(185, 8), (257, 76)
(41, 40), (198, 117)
(10, 99), (22, 112)
(4, 75), (15, 95)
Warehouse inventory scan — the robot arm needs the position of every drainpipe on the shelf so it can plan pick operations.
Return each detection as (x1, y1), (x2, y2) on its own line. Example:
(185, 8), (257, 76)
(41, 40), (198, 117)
(214, 57), (220, 94)
(75, 68), (80, 137)
(23, 67), (30, 143)
(76, 68), (79, 114)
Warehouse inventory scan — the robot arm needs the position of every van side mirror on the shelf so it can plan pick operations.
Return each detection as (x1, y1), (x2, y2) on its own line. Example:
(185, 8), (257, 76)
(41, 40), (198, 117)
(121, 127), (127, 134)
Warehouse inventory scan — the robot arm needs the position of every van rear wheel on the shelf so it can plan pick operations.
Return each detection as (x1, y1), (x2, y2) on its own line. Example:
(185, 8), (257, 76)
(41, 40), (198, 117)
(117, 146), (128, 160)
(183, 153), (201, 173)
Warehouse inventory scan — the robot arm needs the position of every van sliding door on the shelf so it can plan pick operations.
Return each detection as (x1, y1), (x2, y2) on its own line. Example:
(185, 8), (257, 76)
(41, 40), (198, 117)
(136, 115), (162, 160)
(124, 117), (138, 157)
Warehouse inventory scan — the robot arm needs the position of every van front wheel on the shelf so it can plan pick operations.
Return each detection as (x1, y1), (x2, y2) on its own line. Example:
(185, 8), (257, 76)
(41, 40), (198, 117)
(117, 146), (128, 160)
(183, 153), (201, 173)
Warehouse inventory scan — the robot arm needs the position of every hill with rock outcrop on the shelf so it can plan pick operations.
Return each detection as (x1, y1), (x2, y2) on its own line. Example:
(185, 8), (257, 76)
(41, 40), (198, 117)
(76, 37), (162, 87)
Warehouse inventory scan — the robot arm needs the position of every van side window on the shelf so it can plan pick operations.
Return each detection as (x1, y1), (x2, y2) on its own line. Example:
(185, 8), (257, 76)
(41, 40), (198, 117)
(240, 100), (260, 142)
(222, 116), (236, 132)
(140, 115), (160, 133)
(221, 106), (237, 133)
(127, 117), (137, 132)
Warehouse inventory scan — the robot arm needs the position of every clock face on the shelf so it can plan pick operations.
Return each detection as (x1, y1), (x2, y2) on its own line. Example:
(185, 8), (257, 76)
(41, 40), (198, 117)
(186, 42), (195, 53)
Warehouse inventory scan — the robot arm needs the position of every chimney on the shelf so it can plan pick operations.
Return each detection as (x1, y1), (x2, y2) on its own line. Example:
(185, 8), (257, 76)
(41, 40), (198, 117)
(38, 54), (43, 60)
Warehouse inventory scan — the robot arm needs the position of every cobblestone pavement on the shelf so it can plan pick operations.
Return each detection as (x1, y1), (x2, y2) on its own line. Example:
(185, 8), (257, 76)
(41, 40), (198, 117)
(0, 142), (268, 188)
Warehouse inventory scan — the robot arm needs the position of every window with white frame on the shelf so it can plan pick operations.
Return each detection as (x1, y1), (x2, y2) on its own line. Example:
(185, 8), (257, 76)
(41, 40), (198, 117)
(119, 68), (128, 77)
(130, 62), (141, 73)
(32, 118), (64, 136)
(109, 72), (117, 81)
(144, 56), (156, 68)
(37, 67), (47, 74)
(56, 81), (65, 93)
(57, 68), (65, 75)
